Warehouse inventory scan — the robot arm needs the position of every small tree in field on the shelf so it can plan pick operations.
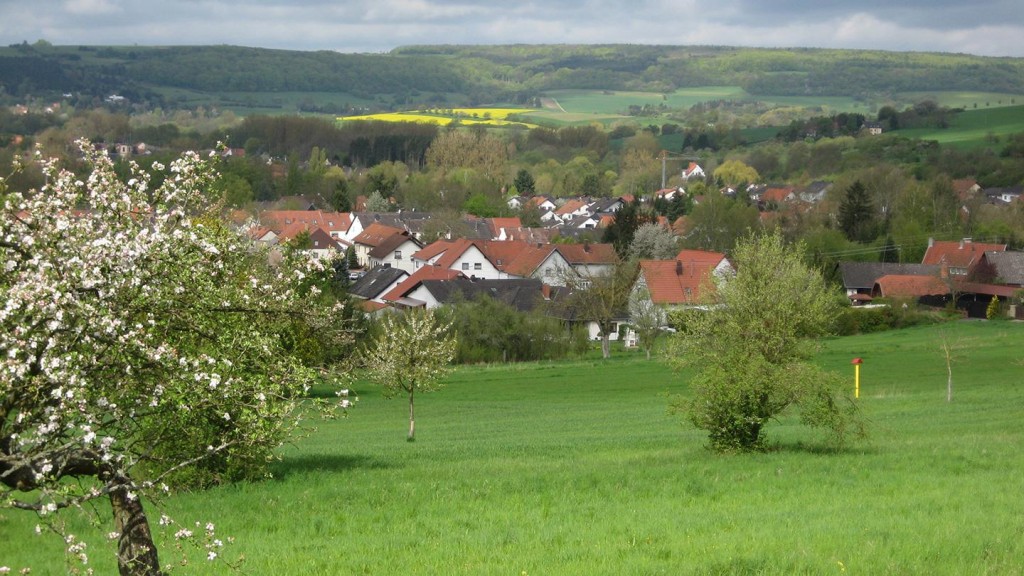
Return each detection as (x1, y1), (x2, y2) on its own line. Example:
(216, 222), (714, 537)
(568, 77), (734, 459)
(1, 143), (351, 575)
(557, 260), (638, 359)
(628, 287), (667, 360)
(669, 232), (863, 452)
(363, 309), (456, 441)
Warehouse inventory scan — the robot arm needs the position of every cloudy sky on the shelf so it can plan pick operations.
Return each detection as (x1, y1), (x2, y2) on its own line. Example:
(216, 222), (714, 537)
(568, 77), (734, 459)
(2, 0), (1023, 57)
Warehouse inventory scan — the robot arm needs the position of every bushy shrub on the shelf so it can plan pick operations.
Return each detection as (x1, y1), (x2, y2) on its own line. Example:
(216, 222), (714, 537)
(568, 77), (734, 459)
(438, 297), (588, 363)
(833, 303), (944, 335)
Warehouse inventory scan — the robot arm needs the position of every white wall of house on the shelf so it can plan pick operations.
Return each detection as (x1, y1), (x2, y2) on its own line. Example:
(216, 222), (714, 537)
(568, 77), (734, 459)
(572, 262), (614, 279)
(401, 284), (442, 308)
(343, 219), (366, 242)
(353, 243), (373, 268)
(369, 239), (420, 273)
(531, 252), (572, 286)
(448, 245), (501, 279)
(585, 321), (622, 341)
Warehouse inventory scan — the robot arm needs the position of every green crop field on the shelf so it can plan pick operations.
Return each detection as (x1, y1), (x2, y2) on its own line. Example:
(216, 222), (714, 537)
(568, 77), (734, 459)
(4, 321), (1024, 574)
(896, 105), (1024, 149)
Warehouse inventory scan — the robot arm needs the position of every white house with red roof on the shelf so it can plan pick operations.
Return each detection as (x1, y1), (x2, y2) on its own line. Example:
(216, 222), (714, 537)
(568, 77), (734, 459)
(410, 239), (619, 287)
(259, 210), (352, 240)
(412, 238), (510, 279)
(380, 266), (466, 308)
(352, 223), (421, 272)
(682, 162), (705, 181)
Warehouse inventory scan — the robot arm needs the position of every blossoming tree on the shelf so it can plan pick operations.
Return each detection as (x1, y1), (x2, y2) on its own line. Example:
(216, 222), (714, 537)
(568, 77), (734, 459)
(0, 143), (350, 575)
(363, 309), (456, 441)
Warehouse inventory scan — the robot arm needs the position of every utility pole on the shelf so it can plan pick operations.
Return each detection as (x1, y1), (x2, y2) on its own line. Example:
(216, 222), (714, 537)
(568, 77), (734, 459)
(660, 150), (667, 189)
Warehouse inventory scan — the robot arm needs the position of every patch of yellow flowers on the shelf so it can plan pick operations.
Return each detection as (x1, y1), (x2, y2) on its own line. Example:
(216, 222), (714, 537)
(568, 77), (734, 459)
(339, 108), (538, 128)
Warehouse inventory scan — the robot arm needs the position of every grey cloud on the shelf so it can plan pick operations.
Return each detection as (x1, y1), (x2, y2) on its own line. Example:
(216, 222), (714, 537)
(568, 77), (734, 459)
(1, 0), (1023, 56)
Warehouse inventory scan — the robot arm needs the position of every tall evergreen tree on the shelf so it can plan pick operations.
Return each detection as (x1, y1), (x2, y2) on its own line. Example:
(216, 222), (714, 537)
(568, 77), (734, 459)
(603, 198), (642, 258)
(513, 168), (536, 196)
(838, 180), (876, 243)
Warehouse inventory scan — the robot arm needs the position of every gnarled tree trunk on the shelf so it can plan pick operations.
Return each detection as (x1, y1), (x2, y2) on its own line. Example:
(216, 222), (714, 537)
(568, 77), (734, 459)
(110, 478), (163, 576)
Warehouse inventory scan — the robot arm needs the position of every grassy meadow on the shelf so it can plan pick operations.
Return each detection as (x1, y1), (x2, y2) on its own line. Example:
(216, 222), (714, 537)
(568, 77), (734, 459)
(3, 321), (1024, 574)
(897, 104), (1024, 149)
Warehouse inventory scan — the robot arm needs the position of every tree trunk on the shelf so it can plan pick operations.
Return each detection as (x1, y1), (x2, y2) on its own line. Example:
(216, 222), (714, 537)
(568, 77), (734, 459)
(601, 334), (611, 359)
(407, 388), (416, 442)
(110, 479), (163, 576)
(947, 362), (953, 403)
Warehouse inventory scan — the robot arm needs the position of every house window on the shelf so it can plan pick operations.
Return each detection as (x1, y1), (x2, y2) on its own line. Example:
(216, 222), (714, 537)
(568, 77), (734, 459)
(474, 262), (482, 270)
(394, 250), (402, 260)
(462, 262), (470, 270)
(609, 322), (618, 334)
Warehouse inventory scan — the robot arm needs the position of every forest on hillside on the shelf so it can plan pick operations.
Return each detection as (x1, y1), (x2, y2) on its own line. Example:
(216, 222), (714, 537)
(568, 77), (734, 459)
(2, 42), (1024, 112)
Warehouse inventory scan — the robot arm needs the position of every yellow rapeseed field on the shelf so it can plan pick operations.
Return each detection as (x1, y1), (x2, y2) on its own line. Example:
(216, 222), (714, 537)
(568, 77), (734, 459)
(339, 108), (538, 128)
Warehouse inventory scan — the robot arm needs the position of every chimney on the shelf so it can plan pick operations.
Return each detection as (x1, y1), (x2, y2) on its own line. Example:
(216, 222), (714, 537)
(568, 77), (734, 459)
(675, 261), (683, 276)
(928, 237), (934, 248)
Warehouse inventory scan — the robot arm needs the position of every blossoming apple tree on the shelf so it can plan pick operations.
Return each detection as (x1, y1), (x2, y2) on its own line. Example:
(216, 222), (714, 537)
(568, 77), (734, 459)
(363, 308), (456, 442)
(0, 142), (351, 575)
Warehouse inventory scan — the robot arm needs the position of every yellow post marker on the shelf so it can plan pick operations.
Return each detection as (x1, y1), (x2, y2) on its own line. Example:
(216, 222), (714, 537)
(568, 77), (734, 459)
(851, 357), (863, 399)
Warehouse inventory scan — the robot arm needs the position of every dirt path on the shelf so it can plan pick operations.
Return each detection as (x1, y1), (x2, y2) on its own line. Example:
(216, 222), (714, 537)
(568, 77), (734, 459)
(539, 97), (566, 113)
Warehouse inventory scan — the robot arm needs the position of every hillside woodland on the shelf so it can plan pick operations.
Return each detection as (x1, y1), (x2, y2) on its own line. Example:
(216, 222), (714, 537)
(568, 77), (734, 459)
(3, 43), (1024, 110)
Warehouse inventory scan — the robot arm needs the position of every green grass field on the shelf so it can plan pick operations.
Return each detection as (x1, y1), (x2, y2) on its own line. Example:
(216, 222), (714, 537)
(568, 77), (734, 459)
(3, 321), (1024, 574)
(528, 88), (1024, 130)
(896, 105), (1024, 149)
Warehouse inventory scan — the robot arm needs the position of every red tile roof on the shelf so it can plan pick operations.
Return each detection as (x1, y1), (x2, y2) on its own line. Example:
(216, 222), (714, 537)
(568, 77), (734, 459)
(500, 227), (556, 244)
(489, 217), (523, 237)
(503, 244), (557, 277)
(952, 179), (979, 201)
(413, 239), (458, 262)
(873, 274), (949, 298)
(359, 300), (389, 313)
(353, 222), (406, 248)
(381, 266), (464, 302)
(556, 243), (617, 265)
(640, 259), (716, 305)
(555, 199), (588, 215)
(481, 240), (532, 270)
(761, 186), (795, 204)
(922, 239), (1006, 269)
(260, 210), (351, 233)
(430, 238), (477, 269)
